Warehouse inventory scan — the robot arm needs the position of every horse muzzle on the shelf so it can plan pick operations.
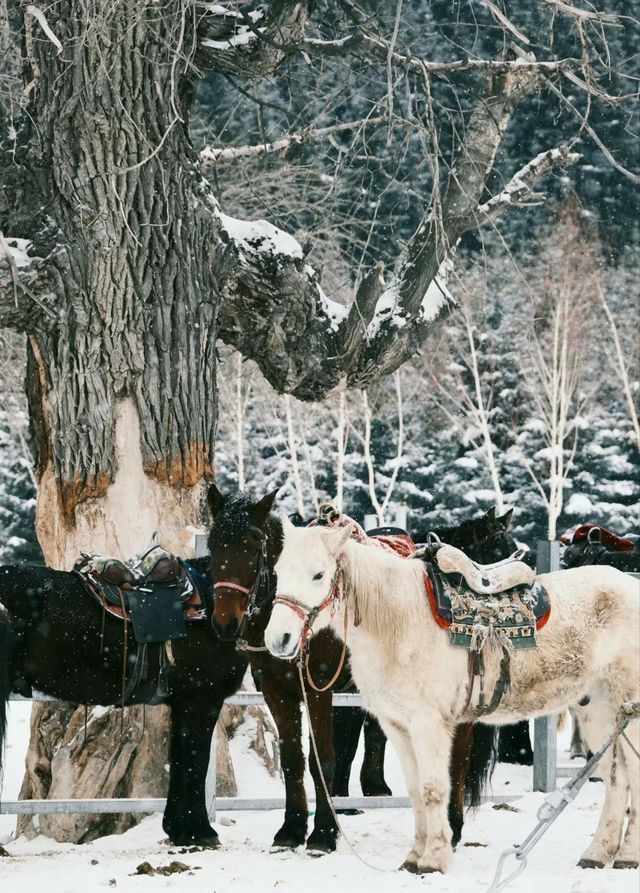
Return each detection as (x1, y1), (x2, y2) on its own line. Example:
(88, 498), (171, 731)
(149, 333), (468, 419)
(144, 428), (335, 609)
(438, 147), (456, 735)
(210, 614), (241, 642)
(264, 615), (301, 660)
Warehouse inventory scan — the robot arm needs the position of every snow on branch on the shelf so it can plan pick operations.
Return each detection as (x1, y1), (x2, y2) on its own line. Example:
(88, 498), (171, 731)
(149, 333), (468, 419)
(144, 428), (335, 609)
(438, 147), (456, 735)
(196, 1), (312, 78)
(219, 213), (304, 259)
(201, 116), (388, 165)
(302, 32), (581, 74)
(471, 144), (582, 229)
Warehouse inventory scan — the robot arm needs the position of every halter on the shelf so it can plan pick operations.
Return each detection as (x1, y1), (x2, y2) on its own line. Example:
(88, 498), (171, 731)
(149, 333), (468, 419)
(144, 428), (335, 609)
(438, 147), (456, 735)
(273, 561), (344, 652)
(212, 524), (271, 621)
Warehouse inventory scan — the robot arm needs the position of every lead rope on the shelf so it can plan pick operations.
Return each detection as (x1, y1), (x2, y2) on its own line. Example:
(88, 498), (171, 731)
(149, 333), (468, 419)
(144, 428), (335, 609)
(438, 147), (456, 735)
(296, 643), (394, 874)
(305, 607), (349, 693)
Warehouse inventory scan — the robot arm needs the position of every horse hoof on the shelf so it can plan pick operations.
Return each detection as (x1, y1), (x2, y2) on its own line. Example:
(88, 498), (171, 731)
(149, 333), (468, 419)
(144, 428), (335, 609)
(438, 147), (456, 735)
(336, 808), (363, 816)
(401, 860), (420, 873)
(613, 860), (639, 870)
(168, 835), (220, 849)
(272, 837), (303, 850)
(272, 831), (307, 850)
(362, 786), (393, 797)
(306, 835), (337, 854)
(578, 858), (605, 869)
(401, 860), (441, 875)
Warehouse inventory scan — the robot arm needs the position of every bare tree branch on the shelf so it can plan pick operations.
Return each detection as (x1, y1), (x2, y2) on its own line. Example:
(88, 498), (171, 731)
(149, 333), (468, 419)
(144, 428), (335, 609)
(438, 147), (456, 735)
(471, 144), (582, 230)
(200, 116), (389, 165)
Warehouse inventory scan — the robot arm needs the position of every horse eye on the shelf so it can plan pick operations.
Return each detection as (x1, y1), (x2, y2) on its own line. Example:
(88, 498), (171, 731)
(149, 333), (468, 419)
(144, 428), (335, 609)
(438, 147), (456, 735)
(313, 571), (324, 581)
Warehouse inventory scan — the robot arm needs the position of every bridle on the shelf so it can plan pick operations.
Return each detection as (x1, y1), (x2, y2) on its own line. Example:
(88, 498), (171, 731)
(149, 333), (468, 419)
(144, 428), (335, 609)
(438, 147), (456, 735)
(212, 524), (274, 648)
(272, 561), (348, 692)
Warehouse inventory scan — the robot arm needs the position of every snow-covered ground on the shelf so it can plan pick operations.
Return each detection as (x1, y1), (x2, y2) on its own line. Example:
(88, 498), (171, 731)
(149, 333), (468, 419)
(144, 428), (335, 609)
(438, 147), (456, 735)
(1, 701), (638, 893)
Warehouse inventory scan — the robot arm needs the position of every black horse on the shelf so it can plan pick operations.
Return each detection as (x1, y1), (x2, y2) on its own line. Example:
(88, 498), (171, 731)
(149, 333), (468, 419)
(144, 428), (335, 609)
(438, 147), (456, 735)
(209, 487), (505, 851)
(0, 556), (247, 847)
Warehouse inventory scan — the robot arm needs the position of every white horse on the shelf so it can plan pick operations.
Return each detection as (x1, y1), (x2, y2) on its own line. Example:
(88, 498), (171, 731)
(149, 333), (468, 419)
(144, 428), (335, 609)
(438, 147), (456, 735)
(264, 519), (640, 875)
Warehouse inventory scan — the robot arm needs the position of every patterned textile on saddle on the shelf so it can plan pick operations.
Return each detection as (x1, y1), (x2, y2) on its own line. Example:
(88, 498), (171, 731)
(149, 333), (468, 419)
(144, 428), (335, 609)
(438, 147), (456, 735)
(75, 545), (208, 644)
(310, 503), (416, 558)
(420, 542), (550, 651)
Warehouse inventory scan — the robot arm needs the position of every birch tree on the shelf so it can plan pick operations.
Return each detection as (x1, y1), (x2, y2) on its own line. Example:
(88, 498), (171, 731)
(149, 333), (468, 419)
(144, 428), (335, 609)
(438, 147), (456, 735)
(516, 211), (598, 539)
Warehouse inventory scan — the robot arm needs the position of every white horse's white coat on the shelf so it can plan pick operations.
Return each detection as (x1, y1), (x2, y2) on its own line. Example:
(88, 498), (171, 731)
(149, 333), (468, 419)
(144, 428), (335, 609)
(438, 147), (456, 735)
(265, 521), (640, 875)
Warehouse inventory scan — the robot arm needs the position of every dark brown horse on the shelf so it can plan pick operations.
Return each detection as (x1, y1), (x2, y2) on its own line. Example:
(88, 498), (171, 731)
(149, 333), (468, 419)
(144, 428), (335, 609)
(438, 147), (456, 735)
(208, 485), (498, 851)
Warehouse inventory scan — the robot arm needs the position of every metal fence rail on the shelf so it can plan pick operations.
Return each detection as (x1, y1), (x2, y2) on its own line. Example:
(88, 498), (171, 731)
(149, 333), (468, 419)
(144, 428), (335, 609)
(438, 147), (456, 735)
(2, 691), (520, 817)
(2, 691), (418, 817)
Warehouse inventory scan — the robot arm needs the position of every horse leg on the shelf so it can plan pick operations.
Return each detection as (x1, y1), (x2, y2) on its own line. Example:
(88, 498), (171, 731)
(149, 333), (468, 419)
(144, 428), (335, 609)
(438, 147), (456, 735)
(261, 677), (308, 848)
(448, 723), (474, 848)
(163, 694), (222, 847)
(409, 710), (455, 874)
(332, 704), (364, 813)
(576, 701), (629, 868)
(306, 689), (339, 852)
(0, 605), (10, 777)
(614, 720), (640, 869)
(569, 709), (589, 760)
(497, 721), (533, 765)
(360, 714), (392, 797)
(375, 716), (427, 870)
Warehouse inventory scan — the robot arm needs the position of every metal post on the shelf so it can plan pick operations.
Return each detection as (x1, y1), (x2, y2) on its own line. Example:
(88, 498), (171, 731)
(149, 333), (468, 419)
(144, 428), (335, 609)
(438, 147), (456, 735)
(194, 532), (208, 557)
(533, 540), (560, 792)
(206, 724), (218, 822)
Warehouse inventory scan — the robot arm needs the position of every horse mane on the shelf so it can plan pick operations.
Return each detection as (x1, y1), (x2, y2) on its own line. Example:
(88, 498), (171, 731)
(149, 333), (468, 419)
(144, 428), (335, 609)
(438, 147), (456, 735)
(340, 539), (427, 651)
(208, 490), (282, 548)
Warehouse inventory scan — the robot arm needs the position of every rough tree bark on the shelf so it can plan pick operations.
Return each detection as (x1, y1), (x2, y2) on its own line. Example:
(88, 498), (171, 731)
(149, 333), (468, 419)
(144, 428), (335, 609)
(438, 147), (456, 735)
(0, 0), (584, 840)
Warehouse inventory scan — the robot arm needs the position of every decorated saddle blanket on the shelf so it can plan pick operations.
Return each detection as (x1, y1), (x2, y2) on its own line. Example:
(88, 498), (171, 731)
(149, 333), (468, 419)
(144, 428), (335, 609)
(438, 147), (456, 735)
(76, 547), (209, 644)
(423, 554), (551, 650)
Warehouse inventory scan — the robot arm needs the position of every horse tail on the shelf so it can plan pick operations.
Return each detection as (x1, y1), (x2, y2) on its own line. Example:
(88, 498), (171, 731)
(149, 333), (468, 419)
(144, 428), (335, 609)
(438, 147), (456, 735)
(0, 605), (10, 779)
(465, 723), (499, 809)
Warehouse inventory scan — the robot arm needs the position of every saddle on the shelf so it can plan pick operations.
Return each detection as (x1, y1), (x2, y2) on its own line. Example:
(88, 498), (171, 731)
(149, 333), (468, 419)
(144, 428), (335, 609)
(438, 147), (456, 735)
(417, 540), (550, 717)
(561, 525), (640, 572)
(75, 546), (208, 644)
(432, 542), (535, 594)
(417, 540), (550, 651)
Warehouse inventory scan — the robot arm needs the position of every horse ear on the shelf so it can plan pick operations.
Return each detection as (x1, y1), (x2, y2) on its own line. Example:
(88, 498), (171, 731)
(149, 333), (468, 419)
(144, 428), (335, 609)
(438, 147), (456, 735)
(498, 507), (514, 530)
(485, 507), (497, 523)
(251, 488), (279, 528)
(323, 523), (354, 556)
(207, 483), (225, 518)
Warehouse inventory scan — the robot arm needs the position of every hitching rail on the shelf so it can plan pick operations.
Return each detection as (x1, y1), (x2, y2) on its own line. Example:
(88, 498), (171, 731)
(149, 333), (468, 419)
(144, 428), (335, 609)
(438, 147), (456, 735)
(2, 691), (419, 816)
(2, 691), (518, 816)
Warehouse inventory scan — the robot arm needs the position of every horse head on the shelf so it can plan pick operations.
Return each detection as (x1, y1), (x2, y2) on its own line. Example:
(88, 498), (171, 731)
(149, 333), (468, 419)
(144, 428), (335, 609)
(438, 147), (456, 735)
(265, 518), (353, 660)
(437, 507), (517, 564)
(207, 484), (280, 641)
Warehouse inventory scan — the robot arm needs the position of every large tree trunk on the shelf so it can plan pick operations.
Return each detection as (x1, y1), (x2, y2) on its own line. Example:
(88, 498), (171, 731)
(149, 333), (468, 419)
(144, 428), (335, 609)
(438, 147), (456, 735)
(5, 2), (222, 841)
